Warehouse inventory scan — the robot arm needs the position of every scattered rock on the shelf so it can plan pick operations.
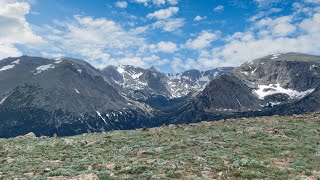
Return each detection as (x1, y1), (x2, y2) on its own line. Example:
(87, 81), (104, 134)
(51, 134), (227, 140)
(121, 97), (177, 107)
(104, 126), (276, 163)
(146, 159), (156, 164)
(171, 164), (180, 171)
(154, 147), (163, 153)
(47, 159), (63, 164)
(24, 172), (37, 178)
(47, 173), (99, 180)
(4, 157), (15, 163)
(293, 114), (304, 119)
(168, 124), (176, 128)
(64, 139), (75, 145)
(193, 156), (206, 162)
(300, 175), (317, 180)
(23, 132), (37, 139)
(44, 168), (51, 173)
(89, 163), (115, 170)
(79, 140), (95, 147)
(141, 127), (149, 131)
(80, 140), (89, 146)
(201, 171), (214, 180)
(271, 158), (292, 170)
(151, 174), (166, 179)
(40, 136), (49, 139)
(123, 166), (132, 172)
(136, 151), (148, 157)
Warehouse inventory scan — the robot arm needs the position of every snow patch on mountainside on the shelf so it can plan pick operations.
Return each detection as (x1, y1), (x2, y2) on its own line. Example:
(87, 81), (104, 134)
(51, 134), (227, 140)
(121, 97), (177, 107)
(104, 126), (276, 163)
(34, 64), (55, 75)
(271, 54), (281, 59)
(0, 65), (15, 72)
(0, 97), (7, 105)
(310, 65), (318, 70)
(12, 59), (20, 64)
(117, 66), (125, 74)
(199, 75), (210, 82)
(96, 111), (107, 125)
(0, 59), (20, 72)
(106, 65), (232, 99)
(254, 84), (315, 100)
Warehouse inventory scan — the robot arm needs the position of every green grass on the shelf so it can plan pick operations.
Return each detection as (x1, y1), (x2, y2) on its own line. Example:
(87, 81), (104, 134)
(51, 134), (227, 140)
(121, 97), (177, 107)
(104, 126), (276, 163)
(1, 114), (320, 179)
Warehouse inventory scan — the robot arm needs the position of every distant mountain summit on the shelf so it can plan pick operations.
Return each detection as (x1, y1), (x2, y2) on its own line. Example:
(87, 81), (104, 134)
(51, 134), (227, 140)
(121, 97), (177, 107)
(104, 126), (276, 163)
(0, 56), (152, 137)
(0, 55), (232, 137)
(1, 53), (320, 137)
(172, 53), (320, 123)
(102, 65), (233, 100)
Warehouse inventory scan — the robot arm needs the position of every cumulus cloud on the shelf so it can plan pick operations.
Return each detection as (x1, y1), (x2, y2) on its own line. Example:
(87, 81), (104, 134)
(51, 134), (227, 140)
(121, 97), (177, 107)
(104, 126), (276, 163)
(150, 41), (178, 53)
(147, 7), (179, 20)
(134, 0), (178, 6)
(254, 16), (296, 37)
(39, 15), (166, 68)
(248, 8), (282, 22)
(194, 15), (206, 21)
(115, 1), (128, 8)
(254, 0), (281, 7)
(304, 0), (320, 3)
(185, 31), (219, 50)
(209, 10), (320, 68)
(213, 5), (224, 12)
(151, 18), (185, 31)
(174, 2), (320, 71)
(0, 0), (45, 59)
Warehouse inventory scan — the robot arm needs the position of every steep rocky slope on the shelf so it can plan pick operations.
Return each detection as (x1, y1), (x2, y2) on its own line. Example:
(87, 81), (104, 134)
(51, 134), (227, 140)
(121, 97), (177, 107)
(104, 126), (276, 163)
(1, 53), (320, 137)
(102, 65), (233, 101)
(171, 53), (320, 123)
(0, 56), (151, 137)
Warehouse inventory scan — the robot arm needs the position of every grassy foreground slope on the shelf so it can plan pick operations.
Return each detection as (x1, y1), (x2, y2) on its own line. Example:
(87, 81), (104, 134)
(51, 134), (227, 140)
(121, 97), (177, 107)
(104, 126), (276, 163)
(1, 114), (320, 179)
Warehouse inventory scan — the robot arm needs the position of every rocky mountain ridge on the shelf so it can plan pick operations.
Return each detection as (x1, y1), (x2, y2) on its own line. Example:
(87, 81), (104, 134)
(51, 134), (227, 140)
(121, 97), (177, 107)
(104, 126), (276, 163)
(172, 52), (320, 124)
(102, 65), (233, 100)
(1, 52), (320, 137)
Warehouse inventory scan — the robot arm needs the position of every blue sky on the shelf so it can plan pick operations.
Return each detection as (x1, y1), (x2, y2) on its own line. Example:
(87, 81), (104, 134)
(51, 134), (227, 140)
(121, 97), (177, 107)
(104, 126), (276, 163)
(1, 0), (320, 72)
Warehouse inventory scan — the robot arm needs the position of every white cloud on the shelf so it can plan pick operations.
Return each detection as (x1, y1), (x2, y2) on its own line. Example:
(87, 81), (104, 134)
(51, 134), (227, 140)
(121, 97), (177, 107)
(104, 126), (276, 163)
(209, 12), (320, 68)
(213, 5), (224, 12)
(172, 3), (320, 71)
(147, 7), (179, 20)
(254, 0), (281, 7)
(134, 0), (148, 6)
(254, 16), (296, 37)
(304, 0), (320, 3)
(152, 0), (166, 6)
(185, 31), (219, 50)
(299, 12), (320, 33)
(0, 43), (22, 58)
(39, 15), (152, 68)
(248, 8), (282, 22)
(152, 18), (185, 31)
(115, 1), (128, 8)
(194, 15), (206, 21)
(150, 41), (178, 53)
(133, 0), (178, 6)
(0, 0), (45, 59)
(167, 0), (178, 5)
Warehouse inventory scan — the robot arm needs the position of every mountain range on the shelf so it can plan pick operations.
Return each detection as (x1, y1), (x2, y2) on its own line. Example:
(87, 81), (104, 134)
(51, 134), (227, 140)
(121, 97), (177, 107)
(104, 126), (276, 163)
(0, 52), (319, 137)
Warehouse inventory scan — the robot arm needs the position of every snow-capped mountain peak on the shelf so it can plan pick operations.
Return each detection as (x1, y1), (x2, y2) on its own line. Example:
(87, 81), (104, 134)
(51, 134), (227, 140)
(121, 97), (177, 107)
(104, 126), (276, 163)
(103, 65), (234, 100)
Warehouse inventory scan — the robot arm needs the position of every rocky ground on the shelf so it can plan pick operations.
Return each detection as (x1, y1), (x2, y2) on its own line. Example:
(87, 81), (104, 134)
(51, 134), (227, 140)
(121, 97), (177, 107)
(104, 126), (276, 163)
(1, 114), (320, 179)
